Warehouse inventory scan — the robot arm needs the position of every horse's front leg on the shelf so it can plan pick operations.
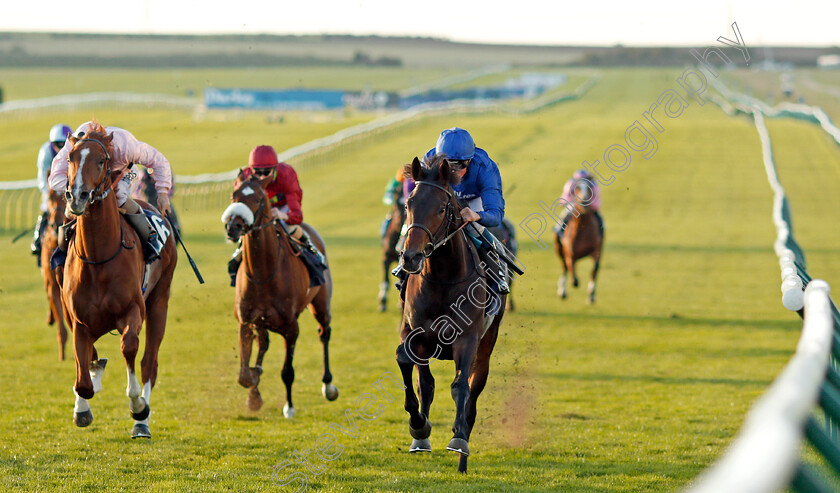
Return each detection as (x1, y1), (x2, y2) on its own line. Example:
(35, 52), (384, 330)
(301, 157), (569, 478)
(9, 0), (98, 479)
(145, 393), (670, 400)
(396, 336), (431, 452)
(247, 328), (269, 412)
(238, 322), (259, 388)
(448, 338), (478, 461)
(379, 255), (391, 312)
(120, 304), (150, 438)
(280, 321), (300, 418)
(588, 253), (601, 304)
(558, 249), (569, 299)
(72, 322), (100, 427)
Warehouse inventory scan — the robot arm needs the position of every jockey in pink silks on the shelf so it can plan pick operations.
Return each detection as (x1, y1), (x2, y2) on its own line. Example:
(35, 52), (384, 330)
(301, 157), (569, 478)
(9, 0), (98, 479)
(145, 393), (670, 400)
(49, 120), (173, 263)
(555, 169), (604, 238)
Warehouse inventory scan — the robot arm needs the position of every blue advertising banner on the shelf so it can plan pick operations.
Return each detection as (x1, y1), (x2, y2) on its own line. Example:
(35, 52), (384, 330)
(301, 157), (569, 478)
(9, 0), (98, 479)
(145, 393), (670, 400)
(205, 88), (346, 110)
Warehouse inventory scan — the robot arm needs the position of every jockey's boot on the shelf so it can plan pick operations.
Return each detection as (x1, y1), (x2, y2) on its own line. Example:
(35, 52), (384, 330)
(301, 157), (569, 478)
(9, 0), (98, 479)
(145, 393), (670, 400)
(31, 211), (48, 266)
(50, 220), (75, 270)
(298, 230), (326, 265)
(125, 212), (164, 263)
(292, 228), (326, 288)
(228, 246), (242, 287)
(555, 212), (573, 239)
(477, 229), (509, 295)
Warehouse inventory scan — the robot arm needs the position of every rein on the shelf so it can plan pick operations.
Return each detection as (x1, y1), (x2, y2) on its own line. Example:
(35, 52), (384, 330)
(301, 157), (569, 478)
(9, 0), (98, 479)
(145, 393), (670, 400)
(73, 224), (135, 265)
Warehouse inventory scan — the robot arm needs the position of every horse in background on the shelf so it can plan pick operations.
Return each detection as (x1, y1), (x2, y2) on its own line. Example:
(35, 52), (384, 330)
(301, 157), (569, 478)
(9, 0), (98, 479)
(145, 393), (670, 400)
(378, 186), (406, 312)
(60, 130), (177, 438)
(223, 171), (338, 415)
(555, 179), (604, 304)
(41, 189), (67, 360)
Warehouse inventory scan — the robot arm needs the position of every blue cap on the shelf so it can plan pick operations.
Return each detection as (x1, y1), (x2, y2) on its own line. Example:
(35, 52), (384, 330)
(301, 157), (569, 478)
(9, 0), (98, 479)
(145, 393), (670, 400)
(435, 127), (475, 161)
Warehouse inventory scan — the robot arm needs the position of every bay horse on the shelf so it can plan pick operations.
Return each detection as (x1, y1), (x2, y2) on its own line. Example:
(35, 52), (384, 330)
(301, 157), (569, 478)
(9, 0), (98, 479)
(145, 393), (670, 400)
(223, 171), (337, 415)
(41, 189), (67, 360)
(396, 155), (505, 474)
(378, 186), (406, 312)
(60, 130), (177, 438)
(555, 179), (603, 303)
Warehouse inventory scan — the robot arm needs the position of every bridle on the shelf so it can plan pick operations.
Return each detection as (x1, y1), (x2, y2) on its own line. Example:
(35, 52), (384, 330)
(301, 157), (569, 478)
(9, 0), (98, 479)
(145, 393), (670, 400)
(404, 181), (469, 260)
(229, 184), (275, 236)
(65, 138), (113, 205)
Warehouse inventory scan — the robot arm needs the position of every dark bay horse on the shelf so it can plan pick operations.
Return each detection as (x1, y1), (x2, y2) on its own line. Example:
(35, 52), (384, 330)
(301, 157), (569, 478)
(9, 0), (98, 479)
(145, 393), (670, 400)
(378, 188), (406, 312)
(555, 179), (603, 303)
(60, 130), (177, 438)
(396, 155), (505, 474)
(223, 171), (337, 415)
(41, 189), (67, 360)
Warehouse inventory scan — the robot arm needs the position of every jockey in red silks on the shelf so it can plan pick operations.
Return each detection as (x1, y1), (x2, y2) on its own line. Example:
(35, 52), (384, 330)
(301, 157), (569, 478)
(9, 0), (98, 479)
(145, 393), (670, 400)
(555, 169), (604, 238)
(49, 120), (172, 263)
(226, 145), (326, 287)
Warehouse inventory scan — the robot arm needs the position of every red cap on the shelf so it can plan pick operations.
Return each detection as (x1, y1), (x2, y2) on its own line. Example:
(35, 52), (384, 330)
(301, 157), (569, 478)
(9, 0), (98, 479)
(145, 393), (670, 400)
(248, 145), (279, 168)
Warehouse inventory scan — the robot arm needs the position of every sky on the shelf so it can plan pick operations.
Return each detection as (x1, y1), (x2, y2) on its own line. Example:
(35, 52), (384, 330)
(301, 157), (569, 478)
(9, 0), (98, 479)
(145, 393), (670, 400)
(2, 0), (837, 46)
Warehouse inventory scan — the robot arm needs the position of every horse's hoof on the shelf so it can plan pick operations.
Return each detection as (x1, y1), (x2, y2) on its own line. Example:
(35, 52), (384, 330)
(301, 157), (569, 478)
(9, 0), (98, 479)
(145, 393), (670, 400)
(322, 383), (339, 401)
(409, 438), (432, 453)
(409, 417), (432, 439)
(446, 438), (470, 456)
(283, 403), (295, 419)
(131, 423), (151, 439)
(573, 279), (579, 288)
(560, 292), (567, 300)
(378, 303), (387, 313)
(131, 401), (150, 421)
(94, 358), (108, 370)
(74, 410), (93, 428)
(247, 388), (263, 411)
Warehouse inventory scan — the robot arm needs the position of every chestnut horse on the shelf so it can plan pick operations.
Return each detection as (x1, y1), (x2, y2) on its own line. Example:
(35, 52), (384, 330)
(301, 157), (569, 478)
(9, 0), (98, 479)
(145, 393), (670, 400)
(41, 189), (67, 360)
(378, 192), (406, 312)
(223, 171), (337, 415)
(60, 131), (177, 438)
(396, 155), (505, 474)
(555, 179), (603, 303)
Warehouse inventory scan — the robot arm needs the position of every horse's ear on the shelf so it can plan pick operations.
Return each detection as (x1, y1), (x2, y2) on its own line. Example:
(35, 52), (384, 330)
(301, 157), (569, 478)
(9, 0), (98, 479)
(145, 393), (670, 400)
(68, 135), (78, 148)
(411, 157), (422, 181)
(439, 159), (451, 183)
(103, 132), (114, 146)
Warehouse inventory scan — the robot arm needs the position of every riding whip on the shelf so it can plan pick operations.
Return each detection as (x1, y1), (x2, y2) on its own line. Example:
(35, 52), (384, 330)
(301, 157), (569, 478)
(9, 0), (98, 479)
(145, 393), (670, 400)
(166, 211), (204, 284)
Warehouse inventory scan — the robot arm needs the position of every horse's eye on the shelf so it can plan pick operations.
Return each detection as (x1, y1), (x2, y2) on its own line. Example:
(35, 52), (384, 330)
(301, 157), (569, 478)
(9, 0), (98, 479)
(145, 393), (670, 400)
(439, 207), (446, 215)
(99, 160), (104, 165)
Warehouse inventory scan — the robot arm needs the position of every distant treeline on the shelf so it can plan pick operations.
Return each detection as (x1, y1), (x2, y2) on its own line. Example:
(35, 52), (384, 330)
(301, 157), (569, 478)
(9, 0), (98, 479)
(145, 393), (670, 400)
(0, 49), (401, 68)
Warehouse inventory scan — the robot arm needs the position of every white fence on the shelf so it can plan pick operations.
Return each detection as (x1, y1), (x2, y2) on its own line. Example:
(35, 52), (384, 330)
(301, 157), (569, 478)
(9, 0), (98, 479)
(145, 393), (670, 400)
(686, 76), (840, 492)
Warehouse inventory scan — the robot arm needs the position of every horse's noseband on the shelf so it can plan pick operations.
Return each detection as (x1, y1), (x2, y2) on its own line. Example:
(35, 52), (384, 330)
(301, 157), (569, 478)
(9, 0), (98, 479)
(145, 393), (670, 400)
(67, 138), (113, 205)
(404, 181), (461, 259)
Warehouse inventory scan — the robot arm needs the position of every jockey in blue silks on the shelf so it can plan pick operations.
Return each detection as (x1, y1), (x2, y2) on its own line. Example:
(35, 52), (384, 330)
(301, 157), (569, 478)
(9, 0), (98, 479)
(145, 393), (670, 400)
(394, 127), (510, 297)
(31, 124), (72, 265)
